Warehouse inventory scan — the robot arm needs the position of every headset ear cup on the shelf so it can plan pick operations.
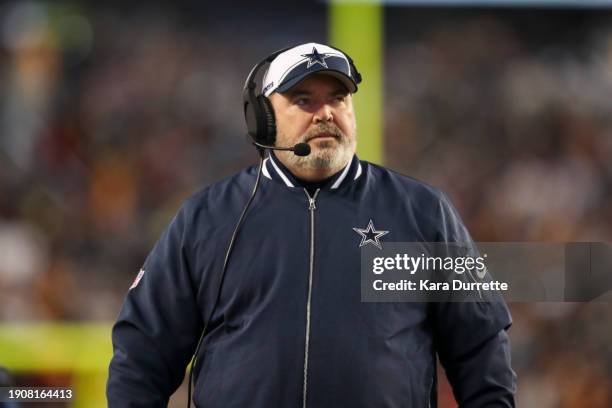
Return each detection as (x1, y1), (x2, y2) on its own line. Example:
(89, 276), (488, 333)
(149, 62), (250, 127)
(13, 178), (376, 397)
(259, 96), (276, 145)
(244, 99), (258, 140)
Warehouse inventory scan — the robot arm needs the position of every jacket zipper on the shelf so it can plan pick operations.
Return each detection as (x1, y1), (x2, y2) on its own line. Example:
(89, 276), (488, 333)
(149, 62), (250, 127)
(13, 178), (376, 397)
(302, 188), (320, 408)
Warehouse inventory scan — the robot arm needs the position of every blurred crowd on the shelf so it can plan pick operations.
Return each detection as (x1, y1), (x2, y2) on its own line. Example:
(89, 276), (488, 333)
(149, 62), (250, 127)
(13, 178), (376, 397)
(0, 2), (610, 407)
(385, 9), (612, 406)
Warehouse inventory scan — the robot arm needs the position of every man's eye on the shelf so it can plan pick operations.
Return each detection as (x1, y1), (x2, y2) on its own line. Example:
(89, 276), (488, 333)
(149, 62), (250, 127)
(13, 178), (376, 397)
(334, 95), (346, 102)
(295, 98), (309, 106)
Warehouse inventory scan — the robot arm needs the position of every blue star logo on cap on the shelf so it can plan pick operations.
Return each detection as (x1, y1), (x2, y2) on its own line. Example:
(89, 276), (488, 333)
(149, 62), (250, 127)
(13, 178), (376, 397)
(353, 220), (389, 250)
(301, 47), (333, 69)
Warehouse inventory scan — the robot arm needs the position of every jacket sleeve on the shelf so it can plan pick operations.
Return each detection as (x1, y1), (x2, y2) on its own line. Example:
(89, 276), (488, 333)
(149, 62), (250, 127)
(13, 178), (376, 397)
(107, 203), (204, 407)
(432, 192), (517, 407)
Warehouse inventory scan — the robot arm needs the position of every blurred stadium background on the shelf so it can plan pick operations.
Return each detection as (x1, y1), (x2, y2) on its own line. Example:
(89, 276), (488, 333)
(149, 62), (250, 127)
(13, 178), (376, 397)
(0, 0), (611, 406)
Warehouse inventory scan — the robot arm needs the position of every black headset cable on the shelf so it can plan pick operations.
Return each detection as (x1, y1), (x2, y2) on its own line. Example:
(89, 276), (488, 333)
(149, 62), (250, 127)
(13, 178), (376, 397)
(186, 149), (265, 408)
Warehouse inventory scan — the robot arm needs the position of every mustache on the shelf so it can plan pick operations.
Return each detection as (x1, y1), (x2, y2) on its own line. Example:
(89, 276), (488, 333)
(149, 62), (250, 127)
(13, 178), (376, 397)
(302, 124), (345, 142)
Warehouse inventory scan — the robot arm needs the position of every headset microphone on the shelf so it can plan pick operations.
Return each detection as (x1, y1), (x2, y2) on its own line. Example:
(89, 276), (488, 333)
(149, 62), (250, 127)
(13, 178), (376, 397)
(252, 141), (311, 157)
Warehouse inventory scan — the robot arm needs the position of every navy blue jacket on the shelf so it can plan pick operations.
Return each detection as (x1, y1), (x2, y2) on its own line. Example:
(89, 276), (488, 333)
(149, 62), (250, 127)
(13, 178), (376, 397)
(107, 154), (516, 407)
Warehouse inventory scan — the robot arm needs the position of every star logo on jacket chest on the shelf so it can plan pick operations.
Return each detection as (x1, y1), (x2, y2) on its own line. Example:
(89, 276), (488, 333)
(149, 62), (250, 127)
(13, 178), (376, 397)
(353, 220), (389, 249)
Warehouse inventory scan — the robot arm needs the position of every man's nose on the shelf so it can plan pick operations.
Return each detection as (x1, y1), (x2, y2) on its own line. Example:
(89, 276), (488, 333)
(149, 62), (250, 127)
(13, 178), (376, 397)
(313, 103), (333, 123)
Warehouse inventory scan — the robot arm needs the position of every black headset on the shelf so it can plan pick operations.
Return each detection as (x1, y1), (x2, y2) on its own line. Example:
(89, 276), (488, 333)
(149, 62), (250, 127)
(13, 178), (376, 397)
(242, 44), (362, 148)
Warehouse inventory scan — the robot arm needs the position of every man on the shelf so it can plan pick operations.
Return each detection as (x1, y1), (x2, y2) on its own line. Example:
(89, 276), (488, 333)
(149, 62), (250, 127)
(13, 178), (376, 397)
(107, 42), (516, 407)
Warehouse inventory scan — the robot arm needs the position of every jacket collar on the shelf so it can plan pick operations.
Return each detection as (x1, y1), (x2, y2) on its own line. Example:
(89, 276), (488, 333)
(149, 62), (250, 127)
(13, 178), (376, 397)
(262, 151), (362, 190)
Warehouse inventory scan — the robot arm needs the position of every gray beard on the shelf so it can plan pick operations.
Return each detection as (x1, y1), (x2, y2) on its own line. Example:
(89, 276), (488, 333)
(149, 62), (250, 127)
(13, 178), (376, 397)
(276, 123), (357, 172)
(290, 139), (354, 171)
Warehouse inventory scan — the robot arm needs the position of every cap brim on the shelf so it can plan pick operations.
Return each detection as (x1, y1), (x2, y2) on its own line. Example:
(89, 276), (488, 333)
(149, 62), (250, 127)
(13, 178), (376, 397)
(275, 69), (358, 94)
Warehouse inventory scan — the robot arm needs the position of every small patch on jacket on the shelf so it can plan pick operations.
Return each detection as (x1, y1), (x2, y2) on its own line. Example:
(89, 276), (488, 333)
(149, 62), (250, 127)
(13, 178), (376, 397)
(130, 268), (145, 290)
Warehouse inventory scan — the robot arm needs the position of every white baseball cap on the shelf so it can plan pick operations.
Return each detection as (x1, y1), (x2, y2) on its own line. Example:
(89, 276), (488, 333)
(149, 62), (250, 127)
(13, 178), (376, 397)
(262, 42), (359, 97)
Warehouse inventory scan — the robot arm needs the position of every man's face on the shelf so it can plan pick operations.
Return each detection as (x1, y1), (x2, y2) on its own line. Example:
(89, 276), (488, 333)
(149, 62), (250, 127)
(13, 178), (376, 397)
(268, 74), (357, 178)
